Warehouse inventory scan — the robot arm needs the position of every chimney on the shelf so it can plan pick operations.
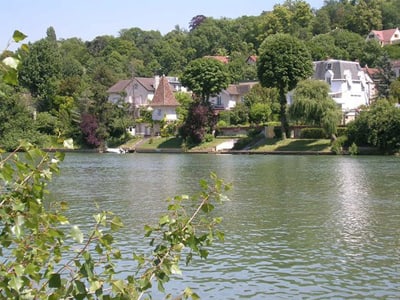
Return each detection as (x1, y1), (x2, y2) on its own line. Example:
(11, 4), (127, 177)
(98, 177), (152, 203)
(154, 75), (160, 90)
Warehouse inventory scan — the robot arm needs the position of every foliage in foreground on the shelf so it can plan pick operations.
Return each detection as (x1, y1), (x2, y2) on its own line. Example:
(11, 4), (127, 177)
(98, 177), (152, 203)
(0, 143), (230, 299)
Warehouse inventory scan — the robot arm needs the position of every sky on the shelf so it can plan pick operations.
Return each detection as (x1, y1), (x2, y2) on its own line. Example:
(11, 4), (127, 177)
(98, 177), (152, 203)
(2, 0), (324, 50)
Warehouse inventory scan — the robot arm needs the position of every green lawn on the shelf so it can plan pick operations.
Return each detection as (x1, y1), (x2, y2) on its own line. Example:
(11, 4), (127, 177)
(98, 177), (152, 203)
(135, 137), (183, 149)
(252, 138), (332, 152)
(126, 136), (332, 153)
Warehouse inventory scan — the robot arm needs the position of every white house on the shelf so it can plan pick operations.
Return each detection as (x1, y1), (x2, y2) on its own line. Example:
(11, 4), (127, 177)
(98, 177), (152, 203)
(210, 81), (258, 111)
(107, 76), (185, 115)
(107, 76), (185, 135)
(150, 75), (180, 122)
(311, 59), (375, 122)
(366, 28), (400, 46)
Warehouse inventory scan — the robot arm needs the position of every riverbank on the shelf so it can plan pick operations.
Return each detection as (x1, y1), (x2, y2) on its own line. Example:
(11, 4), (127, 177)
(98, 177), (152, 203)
(43, 137), (383, 155)
(121, 137), (339, 155)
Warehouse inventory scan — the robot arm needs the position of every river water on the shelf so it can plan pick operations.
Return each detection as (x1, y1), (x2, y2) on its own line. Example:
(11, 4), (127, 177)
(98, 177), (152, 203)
(49, 153), (400, 299)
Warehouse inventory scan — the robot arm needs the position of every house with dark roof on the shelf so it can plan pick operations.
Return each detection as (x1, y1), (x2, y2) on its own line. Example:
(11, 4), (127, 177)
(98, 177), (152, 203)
(107, 75), (185, 135)
(149, 75), (180, 122)
(209, 81), (258, 111)
(366, 28), (400, 46)
(311, 59), (375, 122)
(107, 76), (185, 112)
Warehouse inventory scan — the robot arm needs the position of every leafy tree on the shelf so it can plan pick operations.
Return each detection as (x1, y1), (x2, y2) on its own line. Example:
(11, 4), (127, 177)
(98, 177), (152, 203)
(175, 91), (194, 123)
(381, 0), (400, 29)
(179, 101), (217, 145)
(347, 99), (400, 153)
(345, 0), (382, 36)
(312, 9), (331, 35)
(80, 113), (101, 148)
(46, 26), (57, 42)
(329, 29), (365, 62)
(288, 79), (342, 139)
(306, 34), (348, 61)
(389, 78), (400, 103)
(360, 40), (384, 68)
(19, 38), (63, 112)
(181, 57), (230, 103)
(189, 15), (207, 31)
(179, 58), (229, 144)
(376, 52), (396, 98)
(249, 103), (272, 124)
(229, 102), (249, 125)
(257, 33), (313, 138)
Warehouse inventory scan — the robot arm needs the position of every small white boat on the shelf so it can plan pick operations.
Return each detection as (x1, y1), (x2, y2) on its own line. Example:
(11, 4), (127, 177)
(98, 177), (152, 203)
(105, 147), (127, 154)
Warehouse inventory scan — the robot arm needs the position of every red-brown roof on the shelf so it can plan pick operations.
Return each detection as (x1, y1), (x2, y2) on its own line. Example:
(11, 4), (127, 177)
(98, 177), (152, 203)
(371, 28), (398, 43)
(150, 75), (179, 107)
(246, 55), (257, 63)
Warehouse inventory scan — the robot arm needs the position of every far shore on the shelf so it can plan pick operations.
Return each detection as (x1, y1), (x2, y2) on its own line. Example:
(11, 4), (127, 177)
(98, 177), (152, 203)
(42, 137), (385, 156)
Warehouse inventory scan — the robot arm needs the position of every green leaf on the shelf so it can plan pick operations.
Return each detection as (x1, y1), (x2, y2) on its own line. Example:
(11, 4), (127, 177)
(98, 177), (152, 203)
(9, 275), (22, 291)
(74, 280), (86, 294)
(110, 216), (123, 231)
(112, 279), (125, 294)
(201, 203), (214, 213)
(170, 264), (182, 275)
(159, 215), (170, 226)
(144, 224), (153, 237)
(71, 225), (84, 243)
(49, 273), (61, 288)
(13, 30), (27, 42)
(216, 230), (225, 241)
(89, 280), (101, 293)
(2, 68), (18, 85)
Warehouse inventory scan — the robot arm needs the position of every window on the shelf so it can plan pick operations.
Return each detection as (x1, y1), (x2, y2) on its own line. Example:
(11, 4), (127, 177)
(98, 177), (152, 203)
(217, 95), (222, 106)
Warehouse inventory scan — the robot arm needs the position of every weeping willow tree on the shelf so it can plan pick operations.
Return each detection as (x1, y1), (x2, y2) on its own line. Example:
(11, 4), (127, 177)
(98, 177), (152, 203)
(288, 79), (342, 140)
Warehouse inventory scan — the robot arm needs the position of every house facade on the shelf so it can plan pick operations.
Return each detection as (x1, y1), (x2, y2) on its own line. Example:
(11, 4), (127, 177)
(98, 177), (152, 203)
(210, 81), (258, 111)
(107, 76), (185, 114)
(366, 28), (400, 46)
(150, 75), (180, 122)
(312, 59), (375, 122)
(107, 75), (185, 135)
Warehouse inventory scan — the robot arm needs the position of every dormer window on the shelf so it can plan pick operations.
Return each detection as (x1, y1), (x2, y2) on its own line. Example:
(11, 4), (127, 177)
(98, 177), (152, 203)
(325, 70), (334, 85)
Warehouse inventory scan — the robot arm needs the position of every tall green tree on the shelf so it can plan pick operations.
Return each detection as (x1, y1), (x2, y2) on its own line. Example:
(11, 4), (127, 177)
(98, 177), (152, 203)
(347, 99), (400, 153)
(179, 57), (229, 144)
(19, 38), (62, 112)
(180, 57), (230, 103)
(257, 33), (313, 138)
(376, 52), (396, 98)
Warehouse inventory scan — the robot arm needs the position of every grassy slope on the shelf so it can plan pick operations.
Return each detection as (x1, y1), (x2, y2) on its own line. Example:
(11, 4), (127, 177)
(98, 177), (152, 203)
(127, 136), (332, 152)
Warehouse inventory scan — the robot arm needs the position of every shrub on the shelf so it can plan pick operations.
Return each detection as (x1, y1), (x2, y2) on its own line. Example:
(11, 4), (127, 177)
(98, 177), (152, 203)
(331, 135), (348, 154)
(300, 128), (327, 139)
(349, 142), (358, 155)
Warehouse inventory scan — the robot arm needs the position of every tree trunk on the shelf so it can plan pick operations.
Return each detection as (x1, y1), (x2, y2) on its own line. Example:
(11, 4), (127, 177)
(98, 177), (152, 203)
(279, 88), (289, 139)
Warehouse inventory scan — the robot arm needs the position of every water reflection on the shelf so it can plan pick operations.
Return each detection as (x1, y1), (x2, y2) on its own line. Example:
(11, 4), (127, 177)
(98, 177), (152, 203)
(332, 158), (372, 251)
(49, 154), (400, 299)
